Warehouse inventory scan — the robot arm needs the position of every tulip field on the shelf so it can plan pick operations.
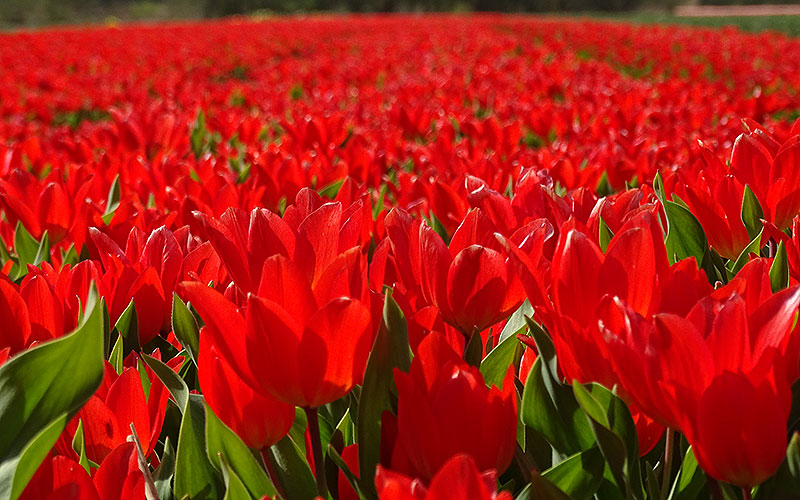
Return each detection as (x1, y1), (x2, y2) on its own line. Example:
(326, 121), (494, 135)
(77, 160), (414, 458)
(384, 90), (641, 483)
(4, 13), (800, 500)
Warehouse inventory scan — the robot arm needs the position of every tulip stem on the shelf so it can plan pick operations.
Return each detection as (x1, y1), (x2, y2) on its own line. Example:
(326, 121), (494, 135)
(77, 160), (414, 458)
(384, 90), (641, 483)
(260, 447), (287, 499)
(305, 406), (329, 498)
(659, 428), (674, 500)
(742, 487), (753, 500)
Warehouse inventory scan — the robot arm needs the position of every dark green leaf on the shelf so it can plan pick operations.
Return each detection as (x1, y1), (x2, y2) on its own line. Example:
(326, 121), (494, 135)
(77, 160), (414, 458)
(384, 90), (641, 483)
(771, 241), (790, 293)
(265, 435), (317, 500)
(142, 354), (189, 413)
(115, 299), (139, 352)
(174, 395), (223, 500)
(357, 291), (410, 499)
(573, 382), (643, 500)
(205, 402), (275, 500)
(727, 229), (763, 276)
(520, 318), (594, 457)
(499, 300), (533, 343)
(480, 331), (523, 389)
(599, 216), (614, 253)
(541, 446), (605, 500)
(663, 200), (708, 267)
(172, 293), (200, 366)
(9, 415), (68, 500)
(0, 299), (105, 500)
(741, 185), (764, 241)
(219, 454), (255, 500)
(154, 437), (175, 500)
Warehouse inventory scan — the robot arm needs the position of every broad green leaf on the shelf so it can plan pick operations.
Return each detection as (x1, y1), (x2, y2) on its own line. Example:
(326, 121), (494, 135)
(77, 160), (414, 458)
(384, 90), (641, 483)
(142, 354), (189, 414)
(109, 335), (124, 374)
(174, 395), (223, 500)
(70, 420), (90, 473)
(0, 300), (105, 500)
(357, 291), (410, 499)
(526, 472), (574, 500)
(205, 402), (275, 499)
(9, 414), (68, 500)
(154, 437), (175, 500)
(668, 446), (705, 500)
(103, 174), (121, 223)
(480, 330), (523, 389)
(599, 216), (614, 253)
(265, 435), (317, 500)
(727, 229), (762, 276)
(541, 446), (605, 500)
(327, 445), (365, 499)
(499, 299), (533, 343)
(573, 382), (644, 500)
(771, 241), (790, 292)
(171, 293), (200, 366)
(741, 185), (764, 241)
(115, 299), (139, 352)
(520, 318), (594, 457)
(220, 455), (254, 500)
(663, 200), (708, 267)
(32, 232), (49, 267)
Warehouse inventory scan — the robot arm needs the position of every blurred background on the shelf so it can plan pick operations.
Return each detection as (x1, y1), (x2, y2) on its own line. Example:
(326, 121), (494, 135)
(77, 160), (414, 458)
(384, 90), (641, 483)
(1, 0), (799, 34)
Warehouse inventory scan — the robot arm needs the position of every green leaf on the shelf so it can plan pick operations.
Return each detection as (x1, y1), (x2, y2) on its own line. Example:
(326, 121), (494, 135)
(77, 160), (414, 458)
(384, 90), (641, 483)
(174, 395), (223, 500)
(663, 200), (708, 267)
(154, 437), (175, 500)
(727, 229), (763, 276)
(108, 335), (124, 374)
(103, 174), (121, 224)
(771, 241), (790, 292)
(9, 414), (68, 500)
(520, 318), (595, 457)
(115, 299), (139, 352)
(205, 402), (275, 500)
(141, 354), (189, 413)
(669, 446), (705, 500)
(0, 299), (105, 500)
(318, 178), (345, 199)
(171, 293), (200, 366)
(572, 382), (643, 500)
(32, 232), (49, 267)
(498, 299), (533, 343)
(357, 291), (410, 499)
(327, 445), (365, 499)
(220, 456), (253, 500)
(480, 330), (523, 389)
(541, 446), (605, 500)
(524, 472), (574, 500)
(71, 420), (90, 473)
(599, 216), (614, 253)
(741, 185), (764, 241)
(265, 435), (317, 500)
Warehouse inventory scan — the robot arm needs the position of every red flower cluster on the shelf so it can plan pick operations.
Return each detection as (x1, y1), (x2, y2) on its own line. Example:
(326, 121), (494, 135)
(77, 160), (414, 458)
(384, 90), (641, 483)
(2, 14), (800, 500)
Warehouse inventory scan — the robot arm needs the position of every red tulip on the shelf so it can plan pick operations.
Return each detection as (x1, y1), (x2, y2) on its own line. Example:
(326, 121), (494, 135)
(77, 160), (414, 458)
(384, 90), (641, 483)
(375, 455), (512, 500)
(198, 326), (295, 450)
(391, 332), (516, 482)
(602, 260), (800, 487)
(20, 455), (99, 500)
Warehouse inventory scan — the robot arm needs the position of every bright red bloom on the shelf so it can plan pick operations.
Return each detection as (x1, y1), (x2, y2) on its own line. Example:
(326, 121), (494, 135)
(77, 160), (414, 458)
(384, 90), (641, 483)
(375, 455), (512, 500)
(198, 325), (295, 450)
(602, 259), (800, 487)
(729, 124), (800, 230)
(20, 455), (99, 500)
(391, 332), (517, 482)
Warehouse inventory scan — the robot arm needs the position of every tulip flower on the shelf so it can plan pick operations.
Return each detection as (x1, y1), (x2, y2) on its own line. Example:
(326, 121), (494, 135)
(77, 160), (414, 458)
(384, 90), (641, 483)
(20, 455), (99, 500)
(391, 332), (517, 482)
(198, 326), (295, 450)
(602, 259), (800, 487)
(375, 455), (512, 500)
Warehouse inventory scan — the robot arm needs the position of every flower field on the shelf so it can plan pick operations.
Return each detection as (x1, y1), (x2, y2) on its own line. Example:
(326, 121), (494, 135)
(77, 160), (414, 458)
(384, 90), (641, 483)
(3, 13), (800, 500)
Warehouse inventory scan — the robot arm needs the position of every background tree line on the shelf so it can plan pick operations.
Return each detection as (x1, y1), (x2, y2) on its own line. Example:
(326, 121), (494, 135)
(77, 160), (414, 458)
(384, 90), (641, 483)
(0, 0), (796, 28)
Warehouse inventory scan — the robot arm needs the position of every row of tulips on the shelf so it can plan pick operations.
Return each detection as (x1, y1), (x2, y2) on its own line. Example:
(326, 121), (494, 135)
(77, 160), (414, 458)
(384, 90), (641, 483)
(4, 14), (800, 500)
